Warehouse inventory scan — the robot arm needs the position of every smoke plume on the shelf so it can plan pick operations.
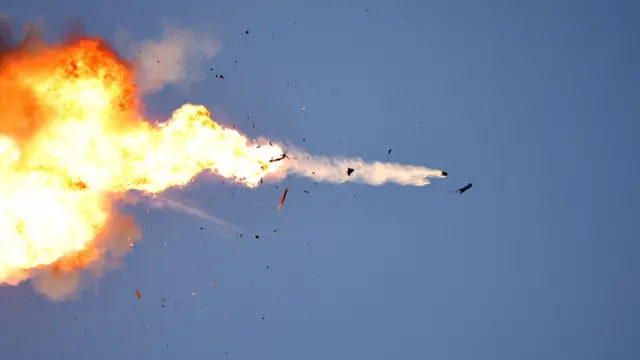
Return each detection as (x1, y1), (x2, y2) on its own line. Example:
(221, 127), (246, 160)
(116, 21), (221, 95)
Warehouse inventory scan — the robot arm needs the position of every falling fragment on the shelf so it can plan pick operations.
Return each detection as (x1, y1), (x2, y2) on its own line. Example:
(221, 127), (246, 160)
(254, 234), (260, 239)
(277, 188), (289, 210)
(136, 290), (141, 299)
(346, 168), (355, 176)
(441, 171), (448, 177)
(273, 229), (278, 233)
(238, 233), (244, 238)
(448, 183), (473, 194)
(192, 292), (197, 295)
(212, 281), (217, 285)
(388, 149), (392, 155)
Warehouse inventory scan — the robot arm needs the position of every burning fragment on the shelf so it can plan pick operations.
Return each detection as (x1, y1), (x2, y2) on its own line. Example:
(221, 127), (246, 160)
(136, 290), (141, 299)
(347, 168), (355, 176)
(277, 188), (289, 210)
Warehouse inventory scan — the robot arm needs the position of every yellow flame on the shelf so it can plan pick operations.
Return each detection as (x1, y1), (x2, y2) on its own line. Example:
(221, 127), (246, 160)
(0, 38), (283, 281)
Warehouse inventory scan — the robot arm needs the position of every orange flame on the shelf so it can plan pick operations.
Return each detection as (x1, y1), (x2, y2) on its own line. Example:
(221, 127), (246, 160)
(0, 37), (283, 285)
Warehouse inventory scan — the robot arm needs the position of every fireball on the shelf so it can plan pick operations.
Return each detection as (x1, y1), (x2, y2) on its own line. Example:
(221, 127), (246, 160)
(0, 37), (283, 283)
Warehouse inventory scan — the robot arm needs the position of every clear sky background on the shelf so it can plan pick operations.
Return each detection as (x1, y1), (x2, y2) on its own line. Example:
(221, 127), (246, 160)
(1, 0), (638, 359)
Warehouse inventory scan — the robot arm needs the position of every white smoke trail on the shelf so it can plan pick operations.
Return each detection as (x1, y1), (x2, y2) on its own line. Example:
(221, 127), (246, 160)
(149, 195), (240, 233)
(260, 143), (446, 186)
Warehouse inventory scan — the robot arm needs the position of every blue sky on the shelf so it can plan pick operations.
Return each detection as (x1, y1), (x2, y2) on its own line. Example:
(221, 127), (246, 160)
(1, 0), (638, 359)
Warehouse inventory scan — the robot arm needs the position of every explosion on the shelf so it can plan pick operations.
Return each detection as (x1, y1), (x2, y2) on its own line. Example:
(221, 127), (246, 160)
(0, 30), (283, 297)
(0, 23), (446, 300)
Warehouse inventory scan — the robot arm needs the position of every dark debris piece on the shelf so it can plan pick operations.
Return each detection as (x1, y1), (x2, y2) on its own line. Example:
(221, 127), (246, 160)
(448, 183), (472, 194)
(277, 188), (289, 210)
(346, 168), (354, 176)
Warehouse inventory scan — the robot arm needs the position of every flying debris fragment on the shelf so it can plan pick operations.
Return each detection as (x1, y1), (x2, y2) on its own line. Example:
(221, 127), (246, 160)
(269, 152), (289, 163)
(346, 168), (354, 176)
(277, 188), (289, 210)
(441, 171), (448, 177)
(448, 183), (473, 194)
(136, 290), (141, 299)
